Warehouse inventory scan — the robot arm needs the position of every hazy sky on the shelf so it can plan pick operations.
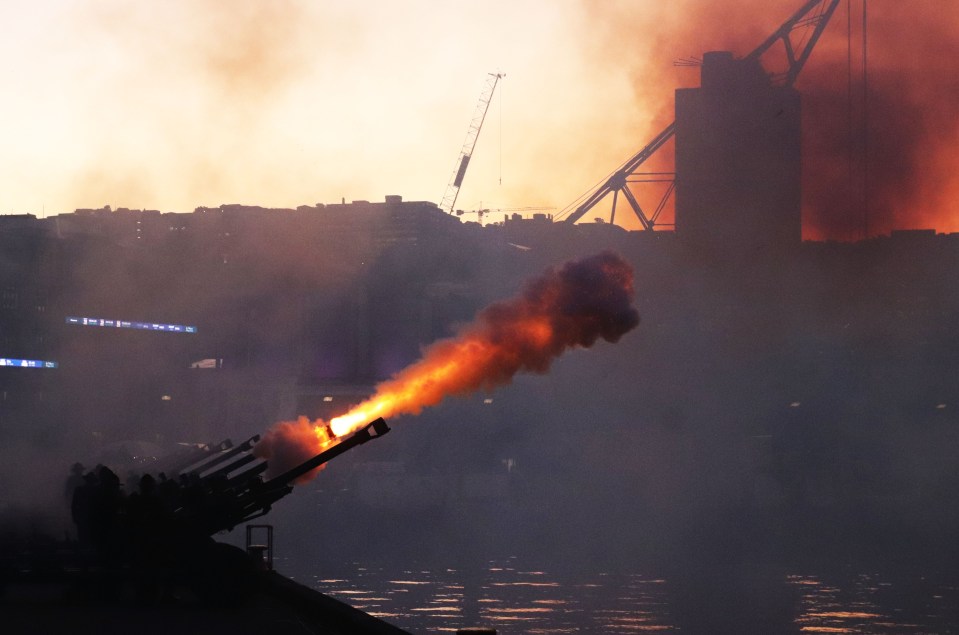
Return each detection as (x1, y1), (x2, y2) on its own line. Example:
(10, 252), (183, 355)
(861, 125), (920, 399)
(0, 0), (654, 222)
(1, 1), (956, 237)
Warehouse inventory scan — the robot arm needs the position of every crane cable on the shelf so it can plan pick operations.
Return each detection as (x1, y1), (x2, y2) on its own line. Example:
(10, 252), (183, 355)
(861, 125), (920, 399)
(499, 75), (503, 186)
(862, 0), (868, 239)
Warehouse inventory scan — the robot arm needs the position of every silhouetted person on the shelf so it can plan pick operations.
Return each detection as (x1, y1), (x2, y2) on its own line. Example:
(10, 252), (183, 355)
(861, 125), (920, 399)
(127, 473), (172, 602)
(91, 466), (123, 565)
(63, 462), (86, 508)
(157, 473), (182, 513)
(71, 472), (98, 545)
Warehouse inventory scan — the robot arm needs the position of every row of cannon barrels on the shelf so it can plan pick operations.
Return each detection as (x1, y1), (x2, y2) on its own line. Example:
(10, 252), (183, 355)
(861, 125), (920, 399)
(62, 418), (390, 604)
(158, 416), (391, 535)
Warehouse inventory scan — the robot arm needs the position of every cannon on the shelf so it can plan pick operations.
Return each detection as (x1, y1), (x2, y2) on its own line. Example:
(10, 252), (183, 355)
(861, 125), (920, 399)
(162, 418), (391, 536)
(62, 418), (392, 604)
(70, 418), (391, 557)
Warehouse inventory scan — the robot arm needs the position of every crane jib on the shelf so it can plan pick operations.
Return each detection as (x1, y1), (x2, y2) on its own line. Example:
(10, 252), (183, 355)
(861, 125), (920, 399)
(454, 155), (471, 188)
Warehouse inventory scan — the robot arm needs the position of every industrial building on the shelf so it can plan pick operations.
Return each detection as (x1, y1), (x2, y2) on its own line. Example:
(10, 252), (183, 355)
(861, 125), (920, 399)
(675, 50), (802, 253)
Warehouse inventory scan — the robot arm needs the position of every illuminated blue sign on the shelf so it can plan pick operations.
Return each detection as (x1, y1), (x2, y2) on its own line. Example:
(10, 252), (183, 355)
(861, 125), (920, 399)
(66, 316), (197, 333)
(0, 357), (58, 369)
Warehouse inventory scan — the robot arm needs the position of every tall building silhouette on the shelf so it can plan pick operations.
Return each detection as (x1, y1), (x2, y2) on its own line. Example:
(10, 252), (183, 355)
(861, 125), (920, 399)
(675, 51), (802, 252)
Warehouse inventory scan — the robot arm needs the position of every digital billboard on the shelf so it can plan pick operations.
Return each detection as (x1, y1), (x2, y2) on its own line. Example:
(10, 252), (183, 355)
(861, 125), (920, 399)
(66, 316), (197, 333)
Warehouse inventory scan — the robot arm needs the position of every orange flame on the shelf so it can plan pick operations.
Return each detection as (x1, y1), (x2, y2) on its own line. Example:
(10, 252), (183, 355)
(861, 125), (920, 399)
(255, 252), (640, 479)
(327, 315), (556, 437)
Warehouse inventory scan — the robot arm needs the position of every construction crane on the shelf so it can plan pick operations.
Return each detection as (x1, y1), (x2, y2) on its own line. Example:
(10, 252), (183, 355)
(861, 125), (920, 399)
(439, 72), (505, 215)
(555, 0), (841, 228)
(456, 206), (554, 223)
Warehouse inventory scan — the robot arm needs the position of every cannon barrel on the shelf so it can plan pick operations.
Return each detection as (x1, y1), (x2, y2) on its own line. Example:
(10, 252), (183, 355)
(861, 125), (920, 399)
(200, 453), (258, 482)
(185, 435), (260, 476)
(200, 418), (391, 531)
(156, 438), (232, 476)
(227, 461), (268, 488)
(264, 417), (390, 488)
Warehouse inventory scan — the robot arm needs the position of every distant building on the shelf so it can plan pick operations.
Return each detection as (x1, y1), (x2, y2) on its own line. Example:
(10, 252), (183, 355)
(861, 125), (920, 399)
(675, 51), (802, 253)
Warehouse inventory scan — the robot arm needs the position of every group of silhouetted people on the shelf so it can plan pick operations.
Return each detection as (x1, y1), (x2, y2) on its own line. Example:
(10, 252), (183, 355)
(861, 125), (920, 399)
(65, 463), (246, 570)
(62, 462), (264, 604)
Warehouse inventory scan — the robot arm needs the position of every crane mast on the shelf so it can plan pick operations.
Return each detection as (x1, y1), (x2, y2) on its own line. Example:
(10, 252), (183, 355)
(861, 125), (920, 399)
(557, 0), (841, 227)
(439, 72), (504, 215)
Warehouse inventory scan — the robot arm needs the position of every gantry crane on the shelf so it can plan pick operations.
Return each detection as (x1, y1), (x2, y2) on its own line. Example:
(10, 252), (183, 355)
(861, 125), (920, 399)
(439, 72), (505, 215)
(555, 0), (841, 228)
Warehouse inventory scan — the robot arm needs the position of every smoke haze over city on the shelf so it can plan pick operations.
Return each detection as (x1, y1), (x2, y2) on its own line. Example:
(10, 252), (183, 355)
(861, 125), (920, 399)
(1, 1), (957, 240)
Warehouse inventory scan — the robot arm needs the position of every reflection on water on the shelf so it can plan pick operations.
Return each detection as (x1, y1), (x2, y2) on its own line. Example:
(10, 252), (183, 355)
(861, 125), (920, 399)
(302, 557), (677, 633)
(282, 557), (959, 634)
(790, 573), (958, 634)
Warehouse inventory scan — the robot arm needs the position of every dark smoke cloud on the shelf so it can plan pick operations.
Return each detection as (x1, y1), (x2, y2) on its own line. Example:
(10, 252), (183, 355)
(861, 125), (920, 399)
(477, 250), (641, 375)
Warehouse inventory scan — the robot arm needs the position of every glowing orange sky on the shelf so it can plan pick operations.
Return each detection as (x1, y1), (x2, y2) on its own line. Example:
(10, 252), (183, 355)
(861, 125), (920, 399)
(1, 1), (956, 239)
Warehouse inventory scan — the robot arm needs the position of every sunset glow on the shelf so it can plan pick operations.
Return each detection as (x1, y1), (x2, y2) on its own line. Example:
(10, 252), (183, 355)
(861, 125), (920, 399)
(2, 1), (956, 239)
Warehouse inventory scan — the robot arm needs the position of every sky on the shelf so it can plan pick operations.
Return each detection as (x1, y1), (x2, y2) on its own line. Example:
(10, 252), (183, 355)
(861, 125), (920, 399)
(0, 0), (643, 220)
(0, 0), (957, 239)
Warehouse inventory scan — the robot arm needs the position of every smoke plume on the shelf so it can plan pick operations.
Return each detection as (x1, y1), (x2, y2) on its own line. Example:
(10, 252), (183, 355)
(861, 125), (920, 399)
(800, 1), (959, 239)
(255, 251), (640, 479)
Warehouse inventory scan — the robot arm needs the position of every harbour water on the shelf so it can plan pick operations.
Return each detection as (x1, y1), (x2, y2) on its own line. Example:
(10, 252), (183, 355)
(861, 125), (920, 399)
(279, 556), (959, 634)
